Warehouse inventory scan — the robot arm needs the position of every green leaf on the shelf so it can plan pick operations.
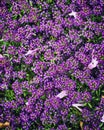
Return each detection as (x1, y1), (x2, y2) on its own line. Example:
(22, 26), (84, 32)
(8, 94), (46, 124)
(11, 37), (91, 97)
(26, 69), (35, 81)
(68, 128), (72, 130)
(53, 51), (56, 55)
(40, 53), (44, 61)
(66, 0), (72, 5)
(17, 128), (23, 130)
(5, 90), (15, 101)
(9, 6), (12, 12)
(20, 10), (25, 16)
(47, 0), (53, 3)
(11, 41), (22, 47)
(12, 15), (18, 20)
(91, 15), (103, 22)
(0, 39), (3, 42)
(64, 27), (69, 34)
(36, 21), (40, 26)
(22, 88), (32, 98)
(99, 123), (104, 128)
(101, 56), (104, 60)
(88, 34), (103, 44)
(95, 98), (100, 101)
(87, 103), (92, 109)
(50, 36), (56, 40)
(14, 64), (21, 71)
(29, 1), (33, 6)
(13, 106), (22, 116)
(37, 4), (42, 10)
(43, 123), (52, 129)
(41, 94), (46, 100)
(2, 41), (9, 46)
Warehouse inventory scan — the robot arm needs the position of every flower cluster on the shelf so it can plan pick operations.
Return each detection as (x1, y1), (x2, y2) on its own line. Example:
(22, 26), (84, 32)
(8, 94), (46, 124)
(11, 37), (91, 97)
(0, 0), (104, 129)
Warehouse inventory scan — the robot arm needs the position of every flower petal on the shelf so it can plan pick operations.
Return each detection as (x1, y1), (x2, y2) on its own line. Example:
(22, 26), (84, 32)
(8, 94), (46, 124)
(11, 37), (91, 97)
(56, 90), (68, 99)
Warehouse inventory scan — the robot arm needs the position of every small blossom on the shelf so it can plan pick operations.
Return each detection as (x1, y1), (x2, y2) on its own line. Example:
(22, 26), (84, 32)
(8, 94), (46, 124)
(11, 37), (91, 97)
(101, 114), (104, 122)
(88, 50), (98, 69)
(72, 103), (84, 112)
(88, 58), (98, 69)
(26, 102), (29, 105)
(25, 48), (39, 56)
(69, 11), (77, 18)
(56, 90), (68, 99)
(0, 54), (4, 59)
(25, 50), (35, 56)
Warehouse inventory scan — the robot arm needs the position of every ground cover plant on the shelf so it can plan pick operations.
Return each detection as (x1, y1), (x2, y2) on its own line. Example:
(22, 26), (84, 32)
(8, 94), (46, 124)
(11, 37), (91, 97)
(0, 0), (104, 130)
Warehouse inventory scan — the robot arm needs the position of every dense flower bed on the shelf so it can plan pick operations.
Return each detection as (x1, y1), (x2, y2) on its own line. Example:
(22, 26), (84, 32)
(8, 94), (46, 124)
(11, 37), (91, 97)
(0, 0), (104, 130)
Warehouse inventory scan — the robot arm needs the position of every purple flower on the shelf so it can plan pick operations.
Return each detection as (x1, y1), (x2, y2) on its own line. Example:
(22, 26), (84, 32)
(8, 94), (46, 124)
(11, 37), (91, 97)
(44, 49), (54, 61)
(12, 80), (22, 95)
(19, 15), (29, 24)
(18, 71), (26, 79)
(82, 108), (92, 122)
(23, 55), (34, 65)
(60, 108), (68, 121)
(57, 124), (68, 130)
(0, 55), (6, 67)
(87, 79), (100, 90)
(44, 81), (54, 90)
(44, 97), (62, 110)
(20, 112), (29, 122)
(93, 5), (103, 15)
(30, 112), (37, 120)
(82, 91), (92, 102)
(0, 83), (8, 90)
(0, 0), (104, 129)
(70, 114), (77, 124)
(3, 101), (18, 109)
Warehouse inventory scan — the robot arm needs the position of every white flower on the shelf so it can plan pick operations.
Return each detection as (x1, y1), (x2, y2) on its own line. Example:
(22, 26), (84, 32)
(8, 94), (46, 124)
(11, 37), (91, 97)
(56, 90), (68, 99)
(25, 50), (35, 56)
(69, 11), (77, 18)
(25, 48), (40, 56)
(26, 102), (29, 105)
(88, 50), (98, 69)
(0, 54), (4, 58)
(72, 103), (84, 112)
(101, 114), (104, 123)
(88, 58), (98, 69)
